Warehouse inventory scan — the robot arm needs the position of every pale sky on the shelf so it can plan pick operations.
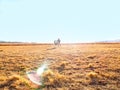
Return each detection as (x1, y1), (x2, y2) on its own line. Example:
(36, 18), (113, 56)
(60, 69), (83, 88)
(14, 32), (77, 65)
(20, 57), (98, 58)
(0, 0), (120, 43)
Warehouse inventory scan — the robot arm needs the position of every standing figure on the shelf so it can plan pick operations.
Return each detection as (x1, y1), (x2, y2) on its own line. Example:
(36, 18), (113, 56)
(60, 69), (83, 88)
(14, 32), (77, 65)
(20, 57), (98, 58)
(54, 38), (61, 46)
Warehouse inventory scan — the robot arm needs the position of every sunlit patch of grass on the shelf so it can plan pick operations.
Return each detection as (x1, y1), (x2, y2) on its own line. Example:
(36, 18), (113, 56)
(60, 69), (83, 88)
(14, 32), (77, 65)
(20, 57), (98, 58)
(88, 63), (94, 68)
(0, 76), (6, 82)
(99, 71), (119, 80)
(0, 75), (32, 90)
(86, 72), (101, 85)
(42, 69), (68, 87)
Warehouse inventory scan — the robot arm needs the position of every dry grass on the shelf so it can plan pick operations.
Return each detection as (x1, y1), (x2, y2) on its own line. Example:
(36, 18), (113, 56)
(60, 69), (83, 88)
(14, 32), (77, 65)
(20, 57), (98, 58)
(42, 69), (68, 87)
(0, 43), (120, 90)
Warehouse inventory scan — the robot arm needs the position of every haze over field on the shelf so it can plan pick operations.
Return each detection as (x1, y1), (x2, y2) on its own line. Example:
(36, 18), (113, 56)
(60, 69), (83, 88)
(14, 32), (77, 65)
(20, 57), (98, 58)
(0, 0), (120, 43)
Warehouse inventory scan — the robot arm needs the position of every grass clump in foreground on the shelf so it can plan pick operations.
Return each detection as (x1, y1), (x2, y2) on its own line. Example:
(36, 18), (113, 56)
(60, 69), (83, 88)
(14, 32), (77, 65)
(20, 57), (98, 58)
(0, 75), (32, 90)
(41, 69), (68, 88)
(86, 71), (107, 86)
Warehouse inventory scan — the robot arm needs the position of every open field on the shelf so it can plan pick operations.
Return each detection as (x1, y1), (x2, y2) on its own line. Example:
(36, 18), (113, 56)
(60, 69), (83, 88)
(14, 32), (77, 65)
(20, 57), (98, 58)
(0, 43), (120, 90)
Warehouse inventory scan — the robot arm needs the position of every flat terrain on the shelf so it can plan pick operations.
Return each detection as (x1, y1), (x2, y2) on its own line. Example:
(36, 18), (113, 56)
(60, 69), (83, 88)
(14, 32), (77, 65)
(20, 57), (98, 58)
(0, 43), (120, 90)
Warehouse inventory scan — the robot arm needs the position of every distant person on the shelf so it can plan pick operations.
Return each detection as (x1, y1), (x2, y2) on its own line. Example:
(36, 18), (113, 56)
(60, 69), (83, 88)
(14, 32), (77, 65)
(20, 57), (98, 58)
(54, 38), (61, 46)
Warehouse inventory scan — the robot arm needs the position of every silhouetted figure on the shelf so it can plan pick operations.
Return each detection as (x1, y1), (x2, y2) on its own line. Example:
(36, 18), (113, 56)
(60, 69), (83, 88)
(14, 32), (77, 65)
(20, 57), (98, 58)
(54, 38), (61, 46)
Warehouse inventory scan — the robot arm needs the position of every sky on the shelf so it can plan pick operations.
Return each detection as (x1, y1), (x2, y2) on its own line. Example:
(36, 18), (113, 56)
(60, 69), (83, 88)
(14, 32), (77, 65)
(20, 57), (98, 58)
(0, 0), (120, 43)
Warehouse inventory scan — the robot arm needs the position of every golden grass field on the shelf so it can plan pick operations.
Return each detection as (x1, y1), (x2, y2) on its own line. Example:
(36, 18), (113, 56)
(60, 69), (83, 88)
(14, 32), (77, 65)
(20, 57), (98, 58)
(0, 43), (120, 90)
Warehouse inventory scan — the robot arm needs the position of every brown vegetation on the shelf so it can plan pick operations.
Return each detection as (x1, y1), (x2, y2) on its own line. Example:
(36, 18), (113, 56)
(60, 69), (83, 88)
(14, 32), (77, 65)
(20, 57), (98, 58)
(0, 43), (120, 90)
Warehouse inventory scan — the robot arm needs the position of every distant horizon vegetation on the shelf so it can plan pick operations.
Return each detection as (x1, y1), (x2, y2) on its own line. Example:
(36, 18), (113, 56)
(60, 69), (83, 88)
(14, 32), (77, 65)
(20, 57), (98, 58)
(0, 39), (120, 44)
